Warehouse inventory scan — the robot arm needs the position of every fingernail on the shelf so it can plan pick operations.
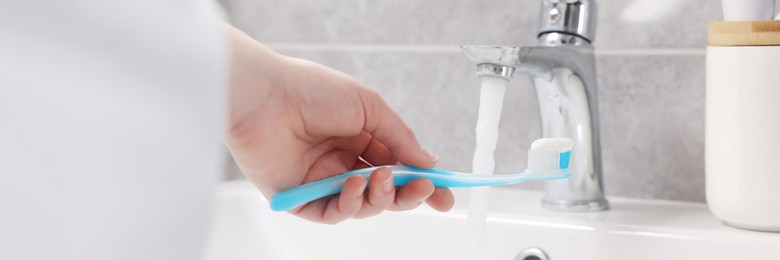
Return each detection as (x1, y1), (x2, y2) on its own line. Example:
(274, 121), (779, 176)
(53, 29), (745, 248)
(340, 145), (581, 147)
(422, 149), (439, 162)
(381, 170), (394, 193)
(418, 184), (435, 203)
(355, 180), (367, 198)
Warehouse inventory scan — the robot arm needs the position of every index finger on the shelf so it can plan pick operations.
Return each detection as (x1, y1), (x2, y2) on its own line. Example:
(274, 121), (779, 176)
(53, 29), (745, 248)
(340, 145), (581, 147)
(358, 89), (438, 169)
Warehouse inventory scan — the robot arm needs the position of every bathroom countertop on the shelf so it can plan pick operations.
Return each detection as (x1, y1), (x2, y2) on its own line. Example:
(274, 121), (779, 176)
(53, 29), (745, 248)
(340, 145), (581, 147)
(450, 187), (780, 245)
(209, 181), (780, 260)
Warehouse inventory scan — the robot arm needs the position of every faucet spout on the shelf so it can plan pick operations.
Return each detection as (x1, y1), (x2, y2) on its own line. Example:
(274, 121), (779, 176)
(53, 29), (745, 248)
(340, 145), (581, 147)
(462, 45), (595, 83)
(462, 44), (608, 211)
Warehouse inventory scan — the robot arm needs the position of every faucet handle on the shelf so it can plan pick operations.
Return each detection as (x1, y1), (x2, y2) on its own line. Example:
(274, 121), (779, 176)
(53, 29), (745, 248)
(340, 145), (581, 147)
(538, 0), (597, 43)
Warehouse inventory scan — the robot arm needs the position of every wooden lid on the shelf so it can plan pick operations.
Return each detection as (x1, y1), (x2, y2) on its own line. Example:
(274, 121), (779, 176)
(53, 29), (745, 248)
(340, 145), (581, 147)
(708, 20), (780, 46)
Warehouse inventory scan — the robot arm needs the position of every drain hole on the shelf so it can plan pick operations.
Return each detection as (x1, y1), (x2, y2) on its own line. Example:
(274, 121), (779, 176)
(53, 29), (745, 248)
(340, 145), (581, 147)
(515, 247), (549, 260)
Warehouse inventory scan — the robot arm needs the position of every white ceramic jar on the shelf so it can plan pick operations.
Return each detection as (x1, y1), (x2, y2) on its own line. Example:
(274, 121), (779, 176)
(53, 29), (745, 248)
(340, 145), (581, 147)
(706, 20), (780, 231)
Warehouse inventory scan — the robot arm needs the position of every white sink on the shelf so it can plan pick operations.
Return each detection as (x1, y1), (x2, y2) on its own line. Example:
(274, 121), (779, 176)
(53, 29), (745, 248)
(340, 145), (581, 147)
(206, 181), (780, 260)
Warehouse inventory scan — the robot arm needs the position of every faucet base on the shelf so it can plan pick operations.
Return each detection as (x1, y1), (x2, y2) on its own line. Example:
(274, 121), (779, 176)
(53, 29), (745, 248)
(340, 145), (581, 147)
(541, 197), (609, 212)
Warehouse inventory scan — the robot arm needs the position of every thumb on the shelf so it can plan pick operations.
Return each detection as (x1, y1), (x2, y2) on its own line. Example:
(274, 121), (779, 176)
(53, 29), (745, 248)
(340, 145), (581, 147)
(359, 89), (438, 168)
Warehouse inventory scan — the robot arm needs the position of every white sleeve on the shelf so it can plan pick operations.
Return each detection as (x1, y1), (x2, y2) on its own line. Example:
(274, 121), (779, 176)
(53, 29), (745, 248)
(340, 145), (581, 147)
(0, 1), (228, 259)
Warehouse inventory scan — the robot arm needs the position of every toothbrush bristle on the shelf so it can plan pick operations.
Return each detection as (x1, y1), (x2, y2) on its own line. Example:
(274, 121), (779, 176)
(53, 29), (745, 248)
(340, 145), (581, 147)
(527, 150), (568, 171)
(559, 150), (571, 169)
(526, 138), (574, 174)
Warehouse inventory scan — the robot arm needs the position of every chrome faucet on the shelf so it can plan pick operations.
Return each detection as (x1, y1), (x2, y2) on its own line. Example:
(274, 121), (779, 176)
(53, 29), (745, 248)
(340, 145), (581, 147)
(462, 0), (608, 211)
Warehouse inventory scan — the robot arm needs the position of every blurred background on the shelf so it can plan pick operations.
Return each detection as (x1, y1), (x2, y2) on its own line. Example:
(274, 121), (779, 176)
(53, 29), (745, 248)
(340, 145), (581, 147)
(219, 0), (780, 202)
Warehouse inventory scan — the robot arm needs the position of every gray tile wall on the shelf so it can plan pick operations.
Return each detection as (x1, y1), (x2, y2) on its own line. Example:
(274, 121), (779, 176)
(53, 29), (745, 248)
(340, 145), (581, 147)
(219, 0), (780, 202)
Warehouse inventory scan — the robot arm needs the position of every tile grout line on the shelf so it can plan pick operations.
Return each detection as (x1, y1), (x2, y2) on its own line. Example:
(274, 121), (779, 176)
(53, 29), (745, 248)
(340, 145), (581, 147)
(597, 48), (706, 55)
(265, 43), (706, 55)
(265, 43), (462, 53)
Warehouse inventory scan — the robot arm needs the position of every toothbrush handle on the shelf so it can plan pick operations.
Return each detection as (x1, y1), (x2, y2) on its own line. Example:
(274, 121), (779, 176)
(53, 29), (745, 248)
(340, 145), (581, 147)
(269, 166), (514, 211)
(269, 166), (382, 211)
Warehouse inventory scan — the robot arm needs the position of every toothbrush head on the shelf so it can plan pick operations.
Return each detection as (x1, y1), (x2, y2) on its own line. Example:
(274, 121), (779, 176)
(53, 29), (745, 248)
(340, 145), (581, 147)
(526, 138), (574, 175)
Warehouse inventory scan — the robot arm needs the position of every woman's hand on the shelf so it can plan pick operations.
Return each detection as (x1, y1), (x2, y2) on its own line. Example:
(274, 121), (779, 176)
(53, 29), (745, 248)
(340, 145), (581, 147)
(224, 26), (454, 224)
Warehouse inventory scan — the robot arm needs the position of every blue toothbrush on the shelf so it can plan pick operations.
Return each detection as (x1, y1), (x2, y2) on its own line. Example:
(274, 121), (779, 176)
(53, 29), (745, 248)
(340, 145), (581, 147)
(270, 138), (573, 211)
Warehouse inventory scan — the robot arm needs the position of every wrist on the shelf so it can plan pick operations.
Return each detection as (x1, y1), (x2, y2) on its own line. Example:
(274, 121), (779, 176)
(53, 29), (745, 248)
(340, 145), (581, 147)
(226, 25), (287, 137)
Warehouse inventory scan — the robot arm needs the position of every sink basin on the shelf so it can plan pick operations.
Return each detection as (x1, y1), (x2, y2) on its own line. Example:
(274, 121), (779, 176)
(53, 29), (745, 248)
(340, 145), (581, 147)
(205, 181), (780, 260)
